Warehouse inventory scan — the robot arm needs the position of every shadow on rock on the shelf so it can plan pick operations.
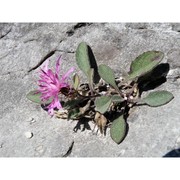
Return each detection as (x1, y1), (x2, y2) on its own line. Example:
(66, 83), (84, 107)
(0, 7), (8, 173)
(73, 117), (92, 132)
(87, 45), (101, 84)
(163, 148), (180, 157)
(138, 63), (170, 94)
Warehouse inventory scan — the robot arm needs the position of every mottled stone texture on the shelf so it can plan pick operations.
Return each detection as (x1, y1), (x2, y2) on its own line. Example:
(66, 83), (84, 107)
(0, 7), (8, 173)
(0, 23), (180, 157)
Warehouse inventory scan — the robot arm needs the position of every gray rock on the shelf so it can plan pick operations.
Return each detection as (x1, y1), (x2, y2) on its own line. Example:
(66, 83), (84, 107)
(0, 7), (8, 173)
(0, 23), (180, 157)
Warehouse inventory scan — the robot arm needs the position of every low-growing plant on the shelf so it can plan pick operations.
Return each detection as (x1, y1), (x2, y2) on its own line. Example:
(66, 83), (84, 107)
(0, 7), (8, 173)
(27, 42), (174, 144)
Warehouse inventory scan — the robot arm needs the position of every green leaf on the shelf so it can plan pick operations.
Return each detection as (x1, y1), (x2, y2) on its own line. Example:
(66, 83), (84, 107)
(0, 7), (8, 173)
(26, 90), (42, 104)
(98, 64), (119, 92)
(76, 42), (100, 84)
(26, 90), (52, 104)
(68, 108), (81, 119)
(73, 73), (80, 90)
(128, 51), (164, 80)
(95, 96), (112, 114)
(76, 42), (91, 77)
(64, 99), (82, 110)
(111, 95), (124, 103)
(110, 116), (127, 144)
(141, 90), (174, 107)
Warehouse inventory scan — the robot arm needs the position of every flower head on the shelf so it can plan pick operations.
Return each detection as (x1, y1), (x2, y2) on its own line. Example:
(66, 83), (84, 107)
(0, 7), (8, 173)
(38, 56), (74, 116)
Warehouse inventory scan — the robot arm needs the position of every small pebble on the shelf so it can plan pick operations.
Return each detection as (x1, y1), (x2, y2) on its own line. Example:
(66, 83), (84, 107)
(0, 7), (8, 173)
(24, 132), (33, 139)
(27, 117), (36, 124)
(30, 118), (36, 123)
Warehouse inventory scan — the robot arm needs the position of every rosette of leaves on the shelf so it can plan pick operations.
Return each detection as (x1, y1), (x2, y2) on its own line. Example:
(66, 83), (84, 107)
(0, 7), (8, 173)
(27, 42), (174, 145)
(59, 44), (174, 144)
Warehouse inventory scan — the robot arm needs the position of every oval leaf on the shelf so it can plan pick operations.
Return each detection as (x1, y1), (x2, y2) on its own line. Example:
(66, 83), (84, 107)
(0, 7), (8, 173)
(76, 42), (100, 84)
(26, 90), (42, 104)
(76, 42), (91, 77)
(95, 96), (112, 114)
(26, 90), (52, 104)
(98, 64), (119, 91)
(111, 95), (124, 103)
(110, 116), (126, 144)
(141, 90), (174, 107)
(128, 51), (164, 80)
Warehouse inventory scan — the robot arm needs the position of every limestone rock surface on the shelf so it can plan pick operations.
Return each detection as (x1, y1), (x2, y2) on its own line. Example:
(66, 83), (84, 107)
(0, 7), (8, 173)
(0, 23), (180, 157)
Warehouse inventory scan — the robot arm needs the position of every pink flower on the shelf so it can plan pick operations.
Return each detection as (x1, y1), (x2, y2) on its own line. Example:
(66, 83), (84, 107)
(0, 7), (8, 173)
(38, 56), (74, 116)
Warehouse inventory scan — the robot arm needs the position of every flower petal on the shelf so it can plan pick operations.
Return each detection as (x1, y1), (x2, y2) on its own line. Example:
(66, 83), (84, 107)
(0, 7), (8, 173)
(56, 56), (62, 74)
(48, 108), (54, 116)
(47, 95), (62, 116)
(61, 67), (75, 82)
(54, 95), (62, 109)
(37, 56), (73, 117)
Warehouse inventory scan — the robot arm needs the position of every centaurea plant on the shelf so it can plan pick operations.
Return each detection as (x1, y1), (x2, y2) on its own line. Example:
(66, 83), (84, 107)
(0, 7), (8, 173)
(27, 42), (174, 144)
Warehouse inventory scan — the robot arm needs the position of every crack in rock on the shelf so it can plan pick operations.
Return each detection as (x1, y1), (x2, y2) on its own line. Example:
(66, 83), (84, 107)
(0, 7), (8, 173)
(54, 141), (74, 157)
(56, 49), (75, 54)
(62, 141), (74, 157)
(28, 50), (56, 72)
(28, 48), (75, 73)
(0, 27), (12, 39)
(66, 23), (92, 37)
(23, 38), (39, 43)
